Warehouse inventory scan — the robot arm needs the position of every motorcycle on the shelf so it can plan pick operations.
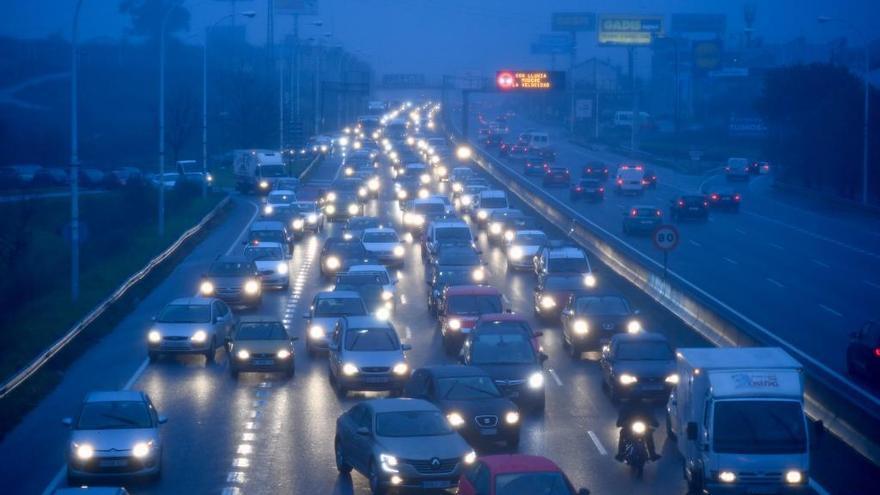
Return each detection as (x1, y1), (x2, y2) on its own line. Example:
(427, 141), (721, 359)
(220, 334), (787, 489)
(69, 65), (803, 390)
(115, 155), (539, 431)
(623, 421), (650, 478)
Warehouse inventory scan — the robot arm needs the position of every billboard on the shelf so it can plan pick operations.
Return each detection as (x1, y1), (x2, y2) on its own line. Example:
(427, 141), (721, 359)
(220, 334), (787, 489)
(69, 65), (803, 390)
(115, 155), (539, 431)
(496, 71), (566, 91)
(671, 14), (726, 34)
(552, 12), (596, 32)
(275, 0), (318, 15)
(598, 15), (663, 46)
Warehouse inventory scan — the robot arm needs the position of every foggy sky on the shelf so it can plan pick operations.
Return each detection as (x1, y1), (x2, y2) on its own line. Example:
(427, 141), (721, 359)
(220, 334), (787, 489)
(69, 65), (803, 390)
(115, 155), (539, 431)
(3, 0), (877, 77)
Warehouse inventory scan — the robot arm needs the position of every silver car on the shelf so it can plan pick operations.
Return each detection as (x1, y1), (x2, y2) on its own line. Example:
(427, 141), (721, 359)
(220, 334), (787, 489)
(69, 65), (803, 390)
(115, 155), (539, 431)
(63, 391), (166, 484)
(147, 297), (235, 363)
(327, 316), (411, 396)
(303, 290), (368, 356)
(243, 241), (290, 289)
(334, 398), (475, 494)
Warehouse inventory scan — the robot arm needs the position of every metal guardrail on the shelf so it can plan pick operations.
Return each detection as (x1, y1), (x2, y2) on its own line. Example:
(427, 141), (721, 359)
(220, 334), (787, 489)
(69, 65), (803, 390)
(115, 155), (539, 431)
(0, 196), (231, 400)
(447, 126), (880, 466)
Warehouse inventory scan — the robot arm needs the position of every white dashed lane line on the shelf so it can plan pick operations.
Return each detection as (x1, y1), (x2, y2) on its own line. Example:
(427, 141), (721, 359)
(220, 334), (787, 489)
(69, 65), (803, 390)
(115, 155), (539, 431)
(688, 240), (702, 247)
(547, 369), (563, 387)
(819, 304), (843, 318)
(722, 257), (738, 265)
(587, 431), (608, 455)
(766, 278), (785, 288)
(811, 259), (830, 268)
(865, 280), (880, 290)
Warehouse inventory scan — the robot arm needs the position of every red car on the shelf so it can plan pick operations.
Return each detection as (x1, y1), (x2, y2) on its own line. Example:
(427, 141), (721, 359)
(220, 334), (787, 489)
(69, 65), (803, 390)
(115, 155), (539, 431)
(459, 454), (590, 495)
(439, 285), (504, 354)
(542, 167), (571, 187)
(475, 313), (543, 352)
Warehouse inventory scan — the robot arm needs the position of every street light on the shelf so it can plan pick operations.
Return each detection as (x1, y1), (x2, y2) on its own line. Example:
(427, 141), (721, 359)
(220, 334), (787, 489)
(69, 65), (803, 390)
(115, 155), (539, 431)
(818, 16), (871, 205)
(69, 0), (84, 301)
(203, 11), (256, 198)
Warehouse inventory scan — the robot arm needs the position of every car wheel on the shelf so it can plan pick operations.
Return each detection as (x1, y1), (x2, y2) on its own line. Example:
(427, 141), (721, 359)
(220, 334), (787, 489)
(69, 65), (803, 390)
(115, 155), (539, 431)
(334, 377), (347, 397)
(568, 340), (580, 360)
(369, 460), (386, 495)
(335, 439), (352, 473)
(285, 364), (295, 379)
(666, 412), (676, 441)
(148, 351), (159, 363)
(230, 367), (239, 379)
(205, 339), (216, 364)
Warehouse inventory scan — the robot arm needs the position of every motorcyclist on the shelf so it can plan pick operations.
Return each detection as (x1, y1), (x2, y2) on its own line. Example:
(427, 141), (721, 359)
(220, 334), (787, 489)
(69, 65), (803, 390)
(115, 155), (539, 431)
(615, 400), (661, 462)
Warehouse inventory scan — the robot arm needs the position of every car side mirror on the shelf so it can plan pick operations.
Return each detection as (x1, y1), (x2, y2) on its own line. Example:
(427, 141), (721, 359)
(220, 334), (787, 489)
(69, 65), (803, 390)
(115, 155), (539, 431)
(811, 420), (825, 448)
(539, 353), (548, 362)
(533, 331), (544, 337)
(686, 422), (698, 441)
(158, 415), (168, 425)
(62, 417), (73, 427)
(328, 343), (339, 351)
(401, 344), (412, 351)
(356, 426), (370, 436)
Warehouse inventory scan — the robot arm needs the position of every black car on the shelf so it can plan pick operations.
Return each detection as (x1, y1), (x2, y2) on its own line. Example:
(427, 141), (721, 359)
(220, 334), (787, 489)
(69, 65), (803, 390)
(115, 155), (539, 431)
(599, 332), (676, 403)
(427, 268), (475, 315)
(704, 188), (742, 212)
(334, 273), (391, 315)
(404, 365), (522, 448)
(542, 166), (571, 187)
(847, 320), (880, 381)
(622, 206), (662, 235)
(460, 325), (547, 412)
(569, 178), (605, 202)
(642, 169), (657, 189)
(324, 192), (362, 221)
(319, 237), (374, 277)
(428, 245), (485, 283)
(533, 273), (592, 321)
(581, 162), (609, 180)
(198, 256), (262, 309)
(560, 293), (641, 357)
(523, 157), (548, 176)
(394, 176), (423, 204)
(669, 195), (709, 222)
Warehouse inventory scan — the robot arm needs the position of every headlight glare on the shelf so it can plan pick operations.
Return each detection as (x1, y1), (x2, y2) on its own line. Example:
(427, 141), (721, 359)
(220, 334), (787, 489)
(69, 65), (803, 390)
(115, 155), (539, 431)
(276, 349), (291, 359)
(309, 325), (325, 339)
(393, 245), (405, 257)
(325, 256), (341, 270)
(718, 471), (736, 483)
(342, 363), (358, 375)
(148, 330), (161, 343)
(619, 373), (638, 385)
(447, 412), (465, 427)
(528, 372), (544, 389)
(665, 373), (680, 384)
(392, 363), (408, 375)
(627, 320), (642, 333)
(448, 319), (461, 330)
(244, 279), (260, 295)
(75, 443), (94, 460)
(199, 280), (214, 295)
(573, 320), (589, 334)
(505, 411), (520, 424)
(785, 470), (803, 484)
(237, 349), (250, 360)
(190, 330), (207, 343)
(276, 262), (288, 275)
(132, 442), (150, 458)
(464, 450), (477, 465)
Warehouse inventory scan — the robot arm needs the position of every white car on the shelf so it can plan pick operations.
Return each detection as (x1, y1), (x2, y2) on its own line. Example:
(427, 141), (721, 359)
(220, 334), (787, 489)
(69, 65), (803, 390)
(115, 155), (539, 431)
(243, 241), (290, 289)
(263, 189), (297, 216)
(347, 264), (398, 303)
(614, 165), (646, 195)
(506, 230), (549, 271)
(360, 227), (405, 267)
(473, 190), (509, 226)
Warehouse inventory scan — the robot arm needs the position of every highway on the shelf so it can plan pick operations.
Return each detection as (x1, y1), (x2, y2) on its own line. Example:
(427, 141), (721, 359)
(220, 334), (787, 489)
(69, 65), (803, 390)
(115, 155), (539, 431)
(1, 112), (877, 495)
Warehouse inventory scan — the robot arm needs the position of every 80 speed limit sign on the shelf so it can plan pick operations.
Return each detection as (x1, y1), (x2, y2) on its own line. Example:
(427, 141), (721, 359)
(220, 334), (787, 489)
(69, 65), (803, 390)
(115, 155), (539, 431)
(652, 224), (680, 251)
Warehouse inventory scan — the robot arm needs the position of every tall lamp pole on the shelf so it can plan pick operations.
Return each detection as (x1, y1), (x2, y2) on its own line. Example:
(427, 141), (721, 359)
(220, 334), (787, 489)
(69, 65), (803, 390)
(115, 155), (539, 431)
(70, 0), (84, 301)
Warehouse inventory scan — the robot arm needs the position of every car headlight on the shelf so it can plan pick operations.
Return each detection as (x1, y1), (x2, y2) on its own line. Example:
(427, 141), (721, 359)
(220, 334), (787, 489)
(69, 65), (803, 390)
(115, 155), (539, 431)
(376, 306), (391, 320)
(320, 144), (328, 152)
(342, 363), (358, 375)
(447, 412), (465, 427)
(237, 349), (250, 360)
(461, 195), (472, 205)
(276, 262), (289, 275)
(393, 245), (405, 257)
(132, 441), (151, 458)
(392, 362), (408, 375)
(368, 178), (380, 191)
(345, 167), (354, 176)
(382, 290), (394, 301)
(309, 325), (325, 339)
(397, 190), (408, 200)
(619, 373), (638, 385)
(292, 218), (305, 230)
(464, 450), (477, 465)
(504, 230), (515, 242)
(505, 411), (520, 424)
(259, 180), (269, 189)
(472, 268), (485, 282)
(417, 188), (429, 199)
(665, 373), (680, 384)
(380, 453), (399, 473)
(148, 330), (161, 343)
(325, 204), (337, 215)
(489, 222), (502, 235)
(509, 246), (523, 260)
(263, 205), (274, 215)
(785, 470), (803, 484)
(307, 213), (317, 223)
(627, 320), (642, 333)
(448, 319), (461, 330)
(420, 174), (431, 184)
(326, 192), (337, 202)
(477, 210), (488, 220)
(528, 372), (544, 389)
(631, 421), (646, 435)
(325, 256), (341, 270)
(339, 136), (349, 147)
(573, 320), (589, 335)
(347, 203), (359, 215)
(75, 443), (94, 460)
(244, 279), (260, 295)
(718, 471), (736, 483)
(584, 273), (597, 288)
(191, 330), (207, 343)
(358, 187), (368, 197)
(277, 349), (291, 359)
(540, 295), (556, 309)
(199, 280), (214, 295)
(452, 182), (462, 192)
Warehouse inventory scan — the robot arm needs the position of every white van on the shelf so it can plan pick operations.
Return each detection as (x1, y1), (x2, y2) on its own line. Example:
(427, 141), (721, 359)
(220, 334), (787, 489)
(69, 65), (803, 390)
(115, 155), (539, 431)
(234, 150), (287, 194)
(614, 164), (646, 195)
(518, 131), (550, 150)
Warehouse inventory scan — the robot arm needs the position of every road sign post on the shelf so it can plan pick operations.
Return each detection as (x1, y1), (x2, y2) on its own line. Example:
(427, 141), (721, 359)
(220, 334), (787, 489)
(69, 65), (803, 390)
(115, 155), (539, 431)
(652, 224), (680, 279)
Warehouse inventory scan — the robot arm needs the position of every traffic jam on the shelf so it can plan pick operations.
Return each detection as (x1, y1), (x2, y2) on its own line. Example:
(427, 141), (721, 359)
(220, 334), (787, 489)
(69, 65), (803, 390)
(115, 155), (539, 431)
(58, 102), (818, 495)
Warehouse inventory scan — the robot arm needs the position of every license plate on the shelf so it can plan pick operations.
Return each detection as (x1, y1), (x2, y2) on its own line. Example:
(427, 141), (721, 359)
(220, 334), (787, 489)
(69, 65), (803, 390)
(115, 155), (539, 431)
(99, 459), (127, 467)
(746, 487), (777, 495)
(364, 376), (389, 383)
(640, 220), (653, 225)
(479, 428), (498, 436)
(423, 480), (451, 489)
(253, 359), (274, 366)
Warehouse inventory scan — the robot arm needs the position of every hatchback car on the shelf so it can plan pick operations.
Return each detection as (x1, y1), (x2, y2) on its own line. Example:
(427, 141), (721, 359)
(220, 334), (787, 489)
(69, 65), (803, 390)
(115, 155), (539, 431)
(622, 206), (662, 235)
(227, 318), (297, 378)
(334, 398), (475, 494)
(458, 455), (590, 495)
(847, 320), (880, 381)
(242, 241), (289, 289)
(560, 293), (642, 357)
(703, 188), (742, 212)
(146, 297), (234, 363)
(63, 391), (166, 484)
(600, 332), (677, 403)
(198, 256), (262, 309)
(303, 290), (368, 356)
(669, 195), (709, 222)
(404, 366), (521, 448)
(262, 189), (296, 217)
(289, 201), (324, 237)
(505, 230), (549, 271)
(581, 161), (609, 180)
(361, 227), (406, 267)
(570, 178), (605, 202)
(523, 158), (549, 176)
(328, 316), (411, 396)
(320, 237), (374, 277)
(542, 166), (571, 187)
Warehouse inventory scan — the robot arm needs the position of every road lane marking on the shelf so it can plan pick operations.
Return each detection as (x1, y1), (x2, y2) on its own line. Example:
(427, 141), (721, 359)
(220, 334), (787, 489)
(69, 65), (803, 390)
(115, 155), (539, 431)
(766, 278), (785, 288)
(548, 369), (563, 386)
(811, 259), (830, 268)
(810, 480), (831, 495)
(225, 201), (260, 255)
(587, 431), (608, 455)
(405, 326), (413, 339)
(722, 257), (738, 265)
(819, 304), (843, 317)
(865, 280), (880, 290)
(123, 358), (149, 390)
(688, 240), (702, 247)
(768, 242), (785, 250)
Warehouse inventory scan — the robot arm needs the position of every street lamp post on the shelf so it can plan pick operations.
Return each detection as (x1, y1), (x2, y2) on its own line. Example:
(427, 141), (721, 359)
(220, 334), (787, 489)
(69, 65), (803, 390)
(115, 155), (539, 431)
(70, 0), (84, 301)
(818, 16), (872, 205)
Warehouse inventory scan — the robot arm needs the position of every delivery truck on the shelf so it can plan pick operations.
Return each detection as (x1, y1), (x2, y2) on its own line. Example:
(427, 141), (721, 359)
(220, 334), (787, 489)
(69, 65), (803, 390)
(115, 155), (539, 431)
(233, 149), (287, 194)
(666, 347), (819, 494)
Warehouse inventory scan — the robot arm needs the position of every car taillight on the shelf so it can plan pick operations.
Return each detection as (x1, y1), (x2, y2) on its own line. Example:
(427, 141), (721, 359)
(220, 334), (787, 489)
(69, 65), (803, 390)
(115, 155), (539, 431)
(635, 166), (643, 170)
(630, 209), (638, 217)
(575, 187), (583, 192)
(599, 187), (605, 192)
(655, 210), (662, 216)
(703, 201), (708, 207)
(711, 194), (719, 200)
(677, 200), (685, 207)
(874, 348), (880, 358)
(642, 180), (649, 185)
(617, 179), (623, 185)
(734, 194), (741, 201)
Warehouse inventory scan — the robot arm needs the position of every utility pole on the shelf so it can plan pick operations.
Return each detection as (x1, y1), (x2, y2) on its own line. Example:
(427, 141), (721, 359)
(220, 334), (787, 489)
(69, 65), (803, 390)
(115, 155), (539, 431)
(629, 46), (639, 152)
(70, 0), (84, 301)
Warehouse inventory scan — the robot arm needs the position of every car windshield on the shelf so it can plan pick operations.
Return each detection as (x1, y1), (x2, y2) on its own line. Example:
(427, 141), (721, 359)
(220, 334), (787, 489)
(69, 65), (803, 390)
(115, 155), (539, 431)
(470, 332), (535, 364)
(337, 273), (386, 286)
(236, 322), (288, 340)
(346, 218), (380, 231)
(437, 375), (501, 400)
(436, 270), (472, 287)
(336, 283), (384, 307)
(348, 271), (391, 284)
(713, 401), (807, 454)
(548, 257), (588, 273)
(344, 327), (399, 351)
(244, 246), (284, 261)
(435, 227), (471, 241)
(77, 401), (152, 430)
(447, 295), (502, 315)
(363, 232), (399, 243)
(293, 202), (316, 213)
(268, 192), (294, 204)
(326, 241), (366, 256)
(413, 203), (446, 216)
(574, 296), (630, 315)
(157, 304), (211, 323)
(314, 297), (367, 317)
(480, 321), (530, 336)
(375, 410), (452, 437)
(260, 164), (286, 177)
(480, 196), (507, 208)
(438, 249), (479, 265)
(249, 230), (284, 243)
(495, 472), (573, 495)
(636, 208), (659, 216)
(544, 276), (586, 291)
(209, 261), (254, 276)
(616, 341), (674, 361)
(515, 233), (547, 245)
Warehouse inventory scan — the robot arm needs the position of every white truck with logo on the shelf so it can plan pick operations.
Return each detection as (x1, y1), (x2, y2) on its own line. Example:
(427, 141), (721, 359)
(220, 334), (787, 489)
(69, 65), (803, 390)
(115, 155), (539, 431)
(233, 149), (287, 194)
(666, 347), (818, 495)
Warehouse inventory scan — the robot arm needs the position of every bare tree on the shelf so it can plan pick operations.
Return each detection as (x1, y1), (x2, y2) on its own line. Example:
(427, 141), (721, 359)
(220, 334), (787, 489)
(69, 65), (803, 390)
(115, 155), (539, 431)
(166, 85), (198, 165)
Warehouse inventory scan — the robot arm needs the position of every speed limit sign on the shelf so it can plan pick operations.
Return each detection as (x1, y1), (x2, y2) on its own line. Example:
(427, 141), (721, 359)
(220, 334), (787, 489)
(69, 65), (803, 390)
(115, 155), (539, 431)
(652, 224), (679, 251)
